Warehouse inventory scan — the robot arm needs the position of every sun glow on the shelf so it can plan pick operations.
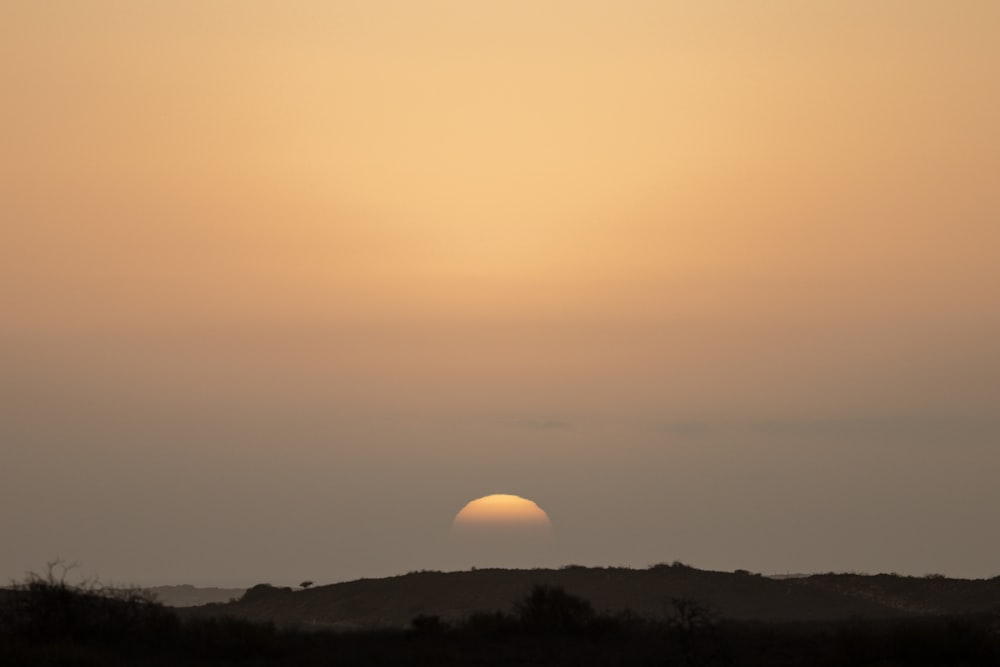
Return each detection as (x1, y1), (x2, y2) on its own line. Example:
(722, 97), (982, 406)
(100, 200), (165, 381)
(452, 494), (552, 533)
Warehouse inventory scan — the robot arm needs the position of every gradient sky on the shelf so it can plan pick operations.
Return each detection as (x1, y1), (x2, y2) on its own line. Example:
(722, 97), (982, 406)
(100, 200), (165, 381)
(2, 1), (999, 586)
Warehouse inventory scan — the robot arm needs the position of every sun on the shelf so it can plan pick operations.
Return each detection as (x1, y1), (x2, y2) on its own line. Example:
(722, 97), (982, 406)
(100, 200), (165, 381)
(452, 494), (552, 539)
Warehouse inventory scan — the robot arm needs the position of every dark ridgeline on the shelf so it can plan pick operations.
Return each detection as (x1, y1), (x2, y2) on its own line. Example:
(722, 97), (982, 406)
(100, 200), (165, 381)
(143, 585), (247, 607)
(184, 563), (1000, 629)
(2, 564), (999, 666)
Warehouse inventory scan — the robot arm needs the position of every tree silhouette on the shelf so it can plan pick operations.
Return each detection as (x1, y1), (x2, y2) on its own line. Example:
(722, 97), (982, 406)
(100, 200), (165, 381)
(514, 585), (594, 634)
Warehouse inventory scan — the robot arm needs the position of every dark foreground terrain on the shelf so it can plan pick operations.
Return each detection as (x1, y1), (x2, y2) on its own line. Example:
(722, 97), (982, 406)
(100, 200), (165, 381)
(3, 566), (999, 666)
(184, 564), (1000, 629)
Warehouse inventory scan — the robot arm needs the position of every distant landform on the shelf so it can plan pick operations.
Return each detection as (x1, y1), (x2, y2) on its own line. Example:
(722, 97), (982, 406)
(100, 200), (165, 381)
(145, 585), (246, 607)
(183, 564), (1000, 629)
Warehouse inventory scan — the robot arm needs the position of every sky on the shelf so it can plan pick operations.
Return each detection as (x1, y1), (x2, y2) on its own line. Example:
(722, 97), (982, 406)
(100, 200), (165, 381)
(2, 1), (999, 586)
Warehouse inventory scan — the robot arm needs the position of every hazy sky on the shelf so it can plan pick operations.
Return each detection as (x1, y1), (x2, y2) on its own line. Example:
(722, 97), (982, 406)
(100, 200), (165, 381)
(3, 1), (999, 586)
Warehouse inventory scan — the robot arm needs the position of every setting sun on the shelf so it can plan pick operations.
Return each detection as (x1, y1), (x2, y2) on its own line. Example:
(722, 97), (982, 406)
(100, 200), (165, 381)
(452, 494), (553, 543)
(453, 494), (551, 531)
(451, 494), (554, 568)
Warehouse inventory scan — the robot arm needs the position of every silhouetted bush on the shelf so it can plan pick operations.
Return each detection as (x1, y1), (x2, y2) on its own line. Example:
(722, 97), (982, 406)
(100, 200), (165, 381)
(462, 609), (518, 637)
(649, 560), (696, 571)
(514, 585), (595, 635)
(665, 596), (724, 665)
(409, 613), (448, 636)
(1, 565), (178, 648)
(666, 596), (718, 635)
(241, 583), (294, 602)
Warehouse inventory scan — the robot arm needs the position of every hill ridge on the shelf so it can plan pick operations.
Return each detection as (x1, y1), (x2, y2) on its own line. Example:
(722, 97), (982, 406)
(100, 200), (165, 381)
(184, 565), (1000, 629)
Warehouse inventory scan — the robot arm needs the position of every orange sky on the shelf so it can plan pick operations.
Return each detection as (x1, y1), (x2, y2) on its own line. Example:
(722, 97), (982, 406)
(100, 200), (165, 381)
(2, 1), (999, 584)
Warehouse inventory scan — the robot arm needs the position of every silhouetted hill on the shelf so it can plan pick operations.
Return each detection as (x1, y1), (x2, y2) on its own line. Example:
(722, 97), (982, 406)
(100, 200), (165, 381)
(5, 573), (1000, 666)
(795, 572), (1000, 615)
(183, 565), (1000, 630)
(144, 585), (245, 607)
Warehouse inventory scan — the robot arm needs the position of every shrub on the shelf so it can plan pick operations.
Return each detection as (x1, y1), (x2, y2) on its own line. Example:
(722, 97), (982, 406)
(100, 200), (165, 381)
(241, 583), (293, 602)
(410, 614), (448, 635)
(1, 564), (178, 648)
(514, 585), (595, 635)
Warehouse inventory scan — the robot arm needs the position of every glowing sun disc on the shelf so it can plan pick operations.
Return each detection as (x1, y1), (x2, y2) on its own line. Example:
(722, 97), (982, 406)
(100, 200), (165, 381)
(452, 494), (552, 537)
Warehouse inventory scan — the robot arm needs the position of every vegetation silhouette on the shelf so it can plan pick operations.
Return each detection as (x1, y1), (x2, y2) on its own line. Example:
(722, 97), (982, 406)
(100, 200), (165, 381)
(514, 584), (595, 634)
(183, 564), (1000, 629)
(3, 564), (1000, 665)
